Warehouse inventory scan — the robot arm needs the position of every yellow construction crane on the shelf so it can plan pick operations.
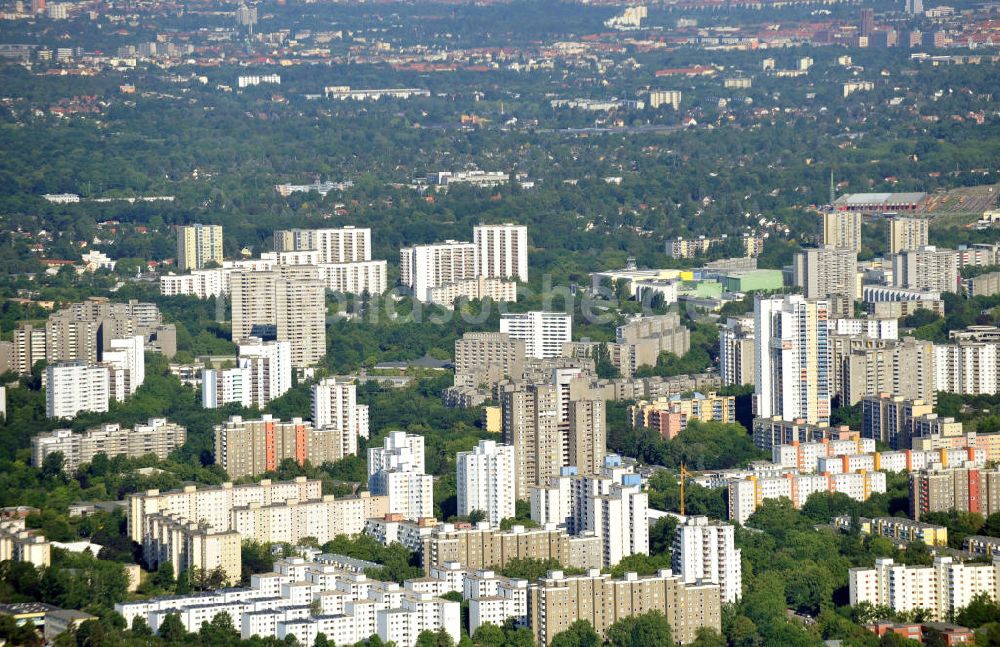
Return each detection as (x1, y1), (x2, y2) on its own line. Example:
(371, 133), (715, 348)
(679, 464), (690, 516)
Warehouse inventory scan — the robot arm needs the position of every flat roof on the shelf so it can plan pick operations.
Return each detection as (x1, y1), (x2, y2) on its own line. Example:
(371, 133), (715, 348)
(834, 192), (927, 206)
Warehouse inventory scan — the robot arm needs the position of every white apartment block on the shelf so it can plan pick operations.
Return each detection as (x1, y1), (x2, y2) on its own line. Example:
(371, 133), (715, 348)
(203, 366), (253, 409)
(274, 227), (371, 264)
(457, 440), (516, 527)
(238, 338), (292, 408)
(893, 246), (960, 293)
(500, 311), (572, 359)
(312, 377), (370, 457)
(368, 431), (425, 475)
(771, 438), (877, 473)
(828, 317), (898, 340)
(103, 335), (145, 401)
(850, 557), (1000, 620)
(159, 269), (229, 299)
(474, 223), (528, 283)
(117, 556), (461, 647)
(364, 516), (437, 552)
(817, 447), (985, 474)
(275, 250), (322, 266)
(229, 492), (388, 545)
(370, 471), (434, 521)
(368, 432), (434, 520)
(529, 457), (648, 568)
(317, 260), (388, 296)
(728, 470), (886, 525)
(400, 241), (478, 303)
(754, 295), (831, 425)
(673, 516), (742, 603)
(45, 360), (110, 419)
(31, 419), (187, 471)
(934, 341), (999, 395)
(465, 570), (529, 634)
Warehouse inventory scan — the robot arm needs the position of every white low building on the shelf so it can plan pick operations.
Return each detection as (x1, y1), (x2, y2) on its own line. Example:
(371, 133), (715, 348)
(116, 556), (461, 646)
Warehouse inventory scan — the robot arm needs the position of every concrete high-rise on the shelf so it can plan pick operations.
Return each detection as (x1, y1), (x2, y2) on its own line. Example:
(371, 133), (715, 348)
(311, 377), (369, 458)
(754, 295), (831, 425)
(273, 227), (371, 264)
(399, 241), (477, 303)
(886, 217), (929, 255)
(793, 245), (858, 314)
(822, 211), (862, 252)
(453, 332), (526, 390)
(177, 224), (224, 270)
(501, 369), (605, 499)
(368, 432), (434, 520)
(673, 516), (742, 603)
(230, 265), (326, 368)
(457, 440), (516, 527)
(860, 7), (875, 37)
(500, 312), (572, 359)
(202, 366), (252, 409)
(529, 456), (646, 568)
(893, 246), (960, 293)
(45, 361), (110, 419)
(719, 317), (755, 386)
(933, 341), (999, 395)
(474, 224), (528, 283)
(238, 338), (292, 408)
(829, 335), (935, 406)
(861, 394), (934, 449)
(103, 335), (145, 402)
(214, 415), (352, 478)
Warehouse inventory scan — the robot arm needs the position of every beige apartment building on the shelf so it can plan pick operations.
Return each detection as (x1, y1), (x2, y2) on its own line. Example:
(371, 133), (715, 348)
(143, 513), (242, 584)
(31, 419), (187, 471)
(862, 393), (935, 450)
(893, 246), (960, 293)
(793, 245), (858, 315)
(231, 492), (388, 544)
(420, 523), (602, 574)
(230, 265), (325, 368)
(177, 224), (224, 270)
(133, 478), (386, 584)
(823, 211), (862, 252)
(501, 376), (606, 500)
(0, 520), (51, 568)
(453, 332), (526, 390)
(829, 336), (936, 406)
(214, 415), (352, 479)
(128, 477), (323, 542)
(529, 569), (722, 647)
(885, 216), (929, 255)
(0, 298), (176, 371)
(563, 313), (690, 379)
